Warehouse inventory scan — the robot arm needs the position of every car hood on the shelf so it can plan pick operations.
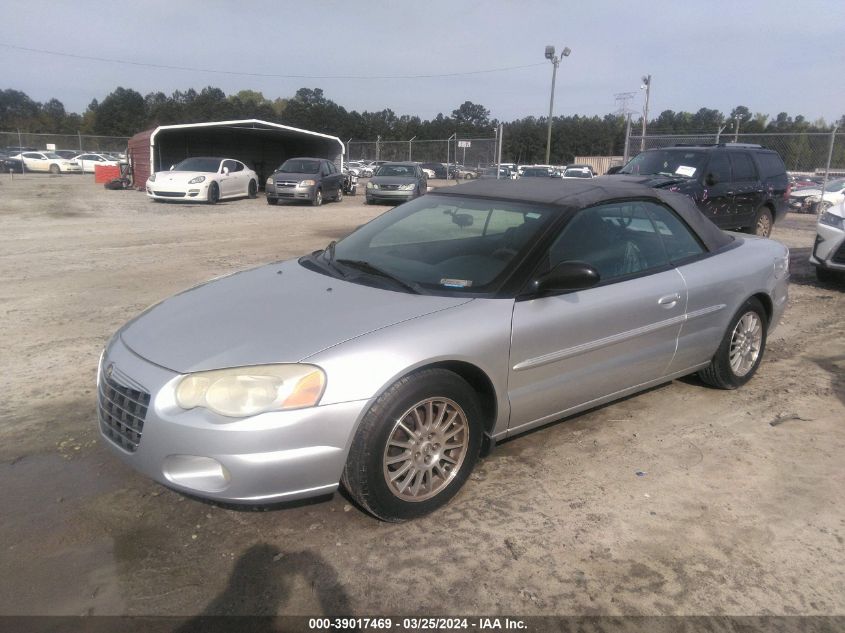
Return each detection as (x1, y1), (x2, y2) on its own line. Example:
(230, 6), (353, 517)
(612, 174), (695, 189)
(153, 171), (214, 185)
(272, 171), (318, 181)
(119, 259), (472, 373)
(371, 176), (420, 185)
(791, 187), (821, 198)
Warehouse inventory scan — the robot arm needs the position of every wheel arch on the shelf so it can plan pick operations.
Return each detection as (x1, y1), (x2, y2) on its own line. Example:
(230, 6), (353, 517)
(750, 291), (773, 327)
(368, 360), (499, 441)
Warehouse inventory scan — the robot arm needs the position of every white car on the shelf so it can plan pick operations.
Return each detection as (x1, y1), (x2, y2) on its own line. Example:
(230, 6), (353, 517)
(562, 167), (594, 179)
(809, 201), (845, 282)
(420, 167), (436, 179)
(789, 178), (845, 214)
(74, 153), (120, 173)
(13, 151), (81, 174)
(146, 157), (258, 204)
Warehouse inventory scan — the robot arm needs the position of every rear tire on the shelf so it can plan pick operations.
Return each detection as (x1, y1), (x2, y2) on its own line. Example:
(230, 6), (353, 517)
(342, 368), (483, 522)
(748, 207), (773, 237)
(698, 297), (767, 390)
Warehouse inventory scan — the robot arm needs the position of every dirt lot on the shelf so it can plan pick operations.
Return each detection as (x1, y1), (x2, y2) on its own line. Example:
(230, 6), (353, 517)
(0, 173), (843, 619)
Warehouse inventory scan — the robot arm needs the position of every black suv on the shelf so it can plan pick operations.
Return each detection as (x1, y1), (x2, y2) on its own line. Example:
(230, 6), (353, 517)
(616, 144), (789, 237)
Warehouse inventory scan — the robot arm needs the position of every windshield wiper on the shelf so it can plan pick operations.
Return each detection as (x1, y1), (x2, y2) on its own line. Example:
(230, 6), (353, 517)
(336, 259), (424, 294)
(320, 240), (346, 277)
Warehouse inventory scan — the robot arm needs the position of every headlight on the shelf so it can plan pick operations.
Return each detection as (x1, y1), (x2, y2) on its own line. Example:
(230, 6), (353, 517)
(188, 175), (206, 184)
(299, 179), (316, 187)
(819, 211), (845, 229)
(399, 183), (415, 191)
(266, 177), (273, 186)
(175, 364), (326, 418)
(148, 173), (156, 182)
(367, 182), (378, 189)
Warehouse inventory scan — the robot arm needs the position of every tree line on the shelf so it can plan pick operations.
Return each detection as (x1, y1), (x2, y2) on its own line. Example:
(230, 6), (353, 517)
(1, 86), (842, 165)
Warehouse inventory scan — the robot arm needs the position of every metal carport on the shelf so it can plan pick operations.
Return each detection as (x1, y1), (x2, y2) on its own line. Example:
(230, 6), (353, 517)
(127, 119), (344, 189)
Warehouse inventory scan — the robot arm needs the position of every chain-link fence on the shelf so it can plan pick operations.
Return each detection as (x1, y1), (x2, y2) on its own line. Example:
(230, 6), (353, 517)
(626, 131), (845, 175)
(0, 131), (130, 154)
(347, 137), (498, 169)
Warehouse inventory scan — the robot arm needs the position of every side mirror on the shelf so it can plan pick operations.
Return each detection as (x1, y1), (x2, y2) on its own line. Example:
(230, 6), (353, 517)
(169, 165), (175, 171)
(531, 261), (600, 295)
(223, 167), (230, 175)
(705, 173), (717, 186)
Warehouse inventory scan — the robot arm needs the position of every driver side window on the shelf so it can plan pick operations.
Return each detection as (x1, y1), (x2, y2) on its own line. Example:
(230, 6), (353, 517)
(546, 202), (670, 283)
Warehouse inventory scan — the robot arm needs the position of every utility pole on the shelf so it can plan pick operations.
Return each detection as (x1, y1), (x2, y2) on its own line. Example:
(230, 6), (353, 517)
(733, 115), (741, 143)
(615, 92), (636, 163)
(408, 136), (416, 161)
(544, 45), (571, 165)
(640, 74), (651, 151)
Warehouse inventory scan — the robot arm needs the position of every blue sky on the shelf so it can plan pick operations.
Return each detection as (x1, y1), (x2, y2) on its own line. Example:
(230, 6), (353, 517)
(1, 0), (843, 125)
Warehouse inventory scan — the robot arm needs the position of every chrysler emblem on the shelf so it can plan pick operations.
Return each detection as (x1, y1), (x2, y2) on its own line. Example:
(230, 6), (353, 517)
(106, 363), (114, 379)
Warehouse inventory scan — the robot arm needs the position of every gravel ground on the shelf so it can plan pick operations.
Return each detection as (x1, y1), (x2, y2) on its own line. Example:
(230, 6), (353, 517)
(0, 173), (843, 618)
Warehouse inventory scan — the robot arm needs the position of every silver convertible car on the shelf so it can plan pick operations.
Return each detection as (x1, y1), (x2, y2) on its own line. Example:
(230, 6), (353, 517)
(98, 179), (789, 521)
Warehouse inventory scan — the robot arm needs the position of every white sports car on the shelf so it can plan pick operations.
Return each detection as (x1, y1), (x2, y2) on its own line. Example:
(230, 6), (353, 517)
(13, 151), (81, 174)
(74, 153), (120, 174)
(146, 157), (259, 204)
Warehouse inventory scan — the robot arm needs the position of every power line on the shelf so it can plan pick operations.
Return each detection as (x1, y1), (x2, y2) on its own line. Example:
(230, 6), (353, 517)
(0, 43), (547, 80)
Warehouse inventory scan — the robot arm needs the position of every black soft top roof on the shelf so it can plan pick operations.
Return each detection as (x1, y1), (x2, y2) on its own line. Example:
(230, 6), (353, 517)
(435, 177), (734, 252)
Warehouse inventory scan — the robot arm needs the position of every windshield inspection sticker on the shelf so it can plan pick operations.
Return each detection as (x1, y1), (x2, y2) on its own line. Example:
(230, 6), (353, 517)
(675, 165), (697, 177)
(440, 278), (473, 288)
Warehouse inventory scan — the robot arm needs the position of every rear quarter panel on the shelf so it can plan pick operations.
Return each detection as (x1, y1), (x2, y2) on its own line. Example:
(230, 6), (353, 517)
(669, 236), (789, 373)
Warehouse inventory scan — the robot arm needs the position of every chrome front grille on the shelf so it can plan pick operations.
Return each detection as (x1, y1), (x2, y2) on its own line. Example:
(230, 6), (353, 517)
(275, 180), (298, 188)
(98, 371), (150, 453)
(380, 184), (401, 191)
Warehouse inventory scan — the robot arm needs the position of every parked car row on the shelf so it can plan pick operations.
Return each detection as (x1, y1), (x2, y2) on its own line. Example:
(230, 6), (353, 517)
(4, 148), (127, 174)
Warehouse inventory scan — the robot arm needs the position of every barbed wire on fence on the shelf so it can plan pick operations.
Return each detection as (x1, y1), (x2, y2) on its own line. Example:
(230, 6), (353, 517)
(626, 132), (844, 174)
(1, 131), (130, 153)
(347, 137), (498, 168)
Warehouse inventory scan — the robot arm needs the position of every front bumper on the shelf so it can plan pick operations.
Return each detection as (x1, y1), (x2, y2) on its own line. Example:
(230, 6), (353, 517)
(97, 336), (370, 503)
(809, 222), (845, 272)
(146, 182), (209, 201)
(366, 188), (416, 202)
(266, 185), (316, 202)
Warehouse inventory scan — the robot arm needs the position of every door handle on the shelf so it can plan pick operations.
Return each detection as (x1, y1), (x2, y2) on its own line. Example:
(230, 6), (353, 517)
(658, 293), (681, 308)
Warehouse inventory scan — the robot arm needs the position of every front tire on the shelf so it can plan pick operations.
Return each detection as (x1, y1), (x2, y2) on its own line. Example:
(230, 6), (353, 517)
(335, 186), (343, 202)
(207, 182), (219, 204)
(49, 164), (60, 175)
(312, 188), (322, 207)
(815, 266), (839, 283)
(698, 297), (767, 389)
(267, 197), (277, 205)
(248, 180), (257, 198)
(342, 369), (483, 522)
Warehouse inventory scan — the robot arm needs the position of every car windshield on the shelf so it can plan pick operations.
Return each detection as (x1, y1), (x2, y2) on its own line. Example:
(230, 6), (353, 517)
(824, 179), (845, 192)
(376, 165), (416, 177)
(564, 169), (591, 178)
(313, 194), (554, 294)
(278, 159), (320, 174)
(621, 150), (707, 178)
(173, 157), (222, 172)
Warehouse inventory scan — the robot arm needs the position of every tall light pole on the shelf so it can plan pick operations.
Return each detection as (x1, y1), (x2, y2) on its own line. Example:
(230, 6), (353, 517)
(640, 74), (651, 151)
(544, 45), (571, 165)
